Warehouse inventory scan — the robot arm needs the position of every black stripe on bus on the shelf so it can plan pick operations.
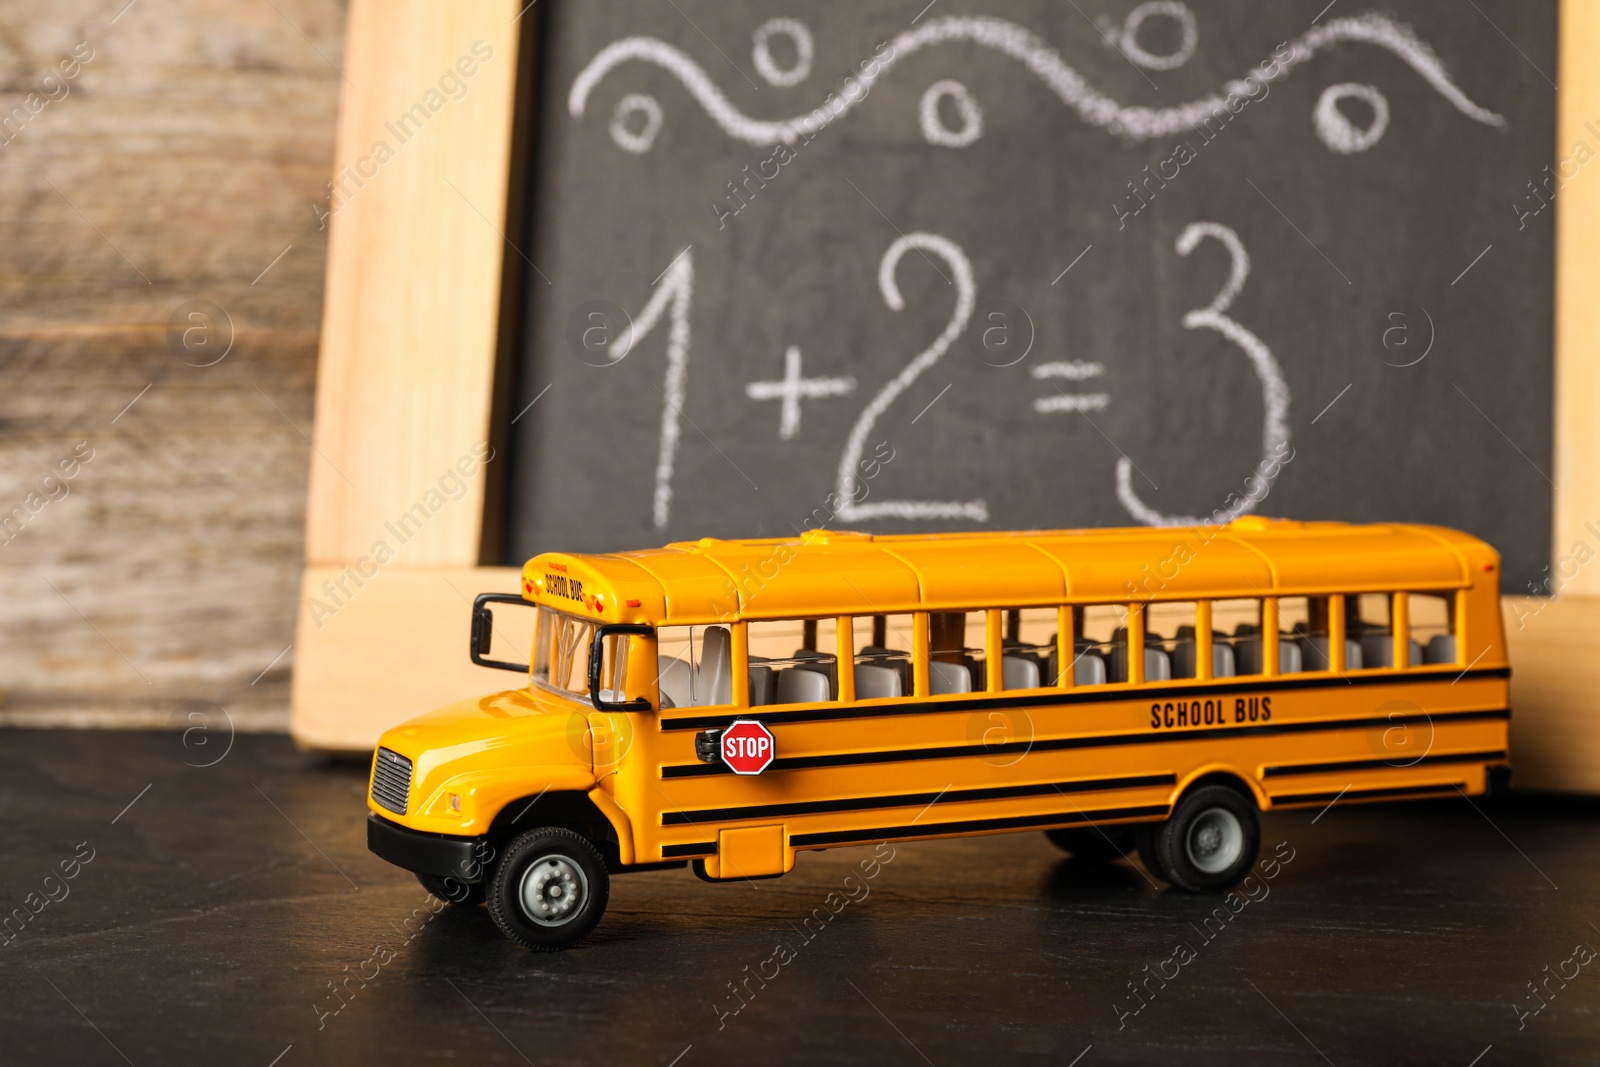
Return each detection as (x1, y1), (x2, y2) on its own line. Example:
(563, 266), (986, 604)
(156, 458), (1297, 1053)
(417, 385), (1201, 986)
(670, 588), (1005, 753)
(659, 772), (1175, 826)
(660, 841), (717, 859)
(657, 666), (1511, 732)
(1270, 782), (1465, 807)
(659, 708), (1511, 779)
(1262, 750), (1508, 779)
(788, 803), (1171, 849)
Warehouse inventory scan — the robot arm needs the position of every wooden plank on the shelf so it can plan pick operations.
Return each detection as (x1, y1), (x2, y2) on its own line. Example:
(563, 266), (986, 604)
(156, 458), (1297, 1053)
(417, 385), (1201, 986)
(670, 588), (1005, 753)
(1503, 595), (1600, 793)
(306, 0), (521, 566)
(0, 0), (347, 728)
(289, 564), (524, 750)
(1555, 0), (1600, 589)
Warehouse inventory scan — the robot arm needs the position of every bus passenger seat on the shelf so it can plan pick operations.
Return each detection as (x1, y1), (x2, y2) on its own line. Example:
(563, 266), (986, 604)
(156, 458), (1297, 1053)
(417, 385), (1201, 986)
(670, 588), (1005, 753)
(1360, 634), (1394, 668)
(929, 660), (972, 695)
(1170, 639), (1198, 679)
(1235, 637), (1262, 675)
(1075, 652), (1106, 685)
(748, 664), (774, 706)
(698, 626), (733, 705)
(657, 656), (693, 709)
(1279, 640), (1304, 673)
(1424, 635), (1457, 664)
(1002, 655), (1040, 690)
(854, 663), (902, 699)
(791, 649), (838, 697)
(775, 667), (830, 705)
(1145, 648), (1172, 682)
(1213, 643), (1237, 678)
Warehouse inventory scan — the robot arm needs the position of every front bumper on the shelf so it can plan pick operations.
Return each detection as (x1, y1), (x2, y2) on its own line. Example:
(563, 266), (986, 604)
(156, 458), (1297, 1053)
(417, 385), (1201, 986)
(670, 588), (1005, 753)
(367, 813), (490, 884)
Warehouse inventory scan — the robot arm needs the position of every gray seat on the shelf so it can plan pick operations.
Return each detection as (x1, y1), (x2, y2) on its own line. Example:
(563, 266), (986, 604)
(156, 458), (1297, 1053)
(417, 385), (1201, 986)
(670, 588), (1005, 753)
(1424, 634), (1457, 665)
(1075, 651), (1107, 685)
(1001, 654), (1040, 690)
(854, 663), (902, 699)
(775, 667), (830, 705)
(1235, 637), (1303, 675)
(929, 660), (972, 695)
(657, 656), (693, 709)
(1298, 636), (1363, 672)
(747, 664), (775, 706)
(791, 649), (837, 696)
(1170, 638), (1238, 679)
(697, 625), (733, 705)
(1144, 647), (1171, 682)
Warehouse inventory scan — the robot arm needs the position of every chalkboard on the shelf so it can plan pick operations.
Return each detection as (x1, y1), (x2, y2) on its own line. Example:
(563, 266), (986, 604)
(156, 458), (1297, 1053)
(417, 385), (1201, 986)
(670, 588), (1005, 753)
(503, 0), (1555, 591)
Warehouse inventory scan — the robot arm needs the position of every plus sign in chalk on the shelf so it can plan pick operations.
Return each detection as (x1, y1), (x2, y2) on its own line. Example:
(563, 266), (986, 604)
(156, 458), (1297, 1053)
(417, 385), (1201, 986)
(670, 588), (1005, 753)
(744, 345), (855, 440)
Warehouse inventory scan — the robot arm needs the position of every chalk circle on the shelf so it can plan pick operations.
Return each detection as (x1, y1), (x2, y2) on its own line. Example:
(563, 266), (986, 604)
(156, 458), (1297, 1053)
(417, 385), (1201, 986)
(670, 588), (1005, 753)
(751, 17), (813, 87)
(167, 299), (233, 367)
(1314, 83), (1390, 154)
(966, 300), (1034, 367)
(566, 299), (635, 367)
(920, 80), (983, 147)
(1120, 0), (1199, 71)
(610, 93), (663, 154)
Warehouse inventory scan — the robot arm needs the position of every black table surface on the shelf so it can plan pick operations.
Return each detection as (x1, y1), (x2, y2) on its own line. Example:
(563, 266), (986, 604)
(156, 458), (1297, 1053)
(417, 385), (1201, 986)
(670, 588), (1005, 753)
(1, 729), (1596, 1066)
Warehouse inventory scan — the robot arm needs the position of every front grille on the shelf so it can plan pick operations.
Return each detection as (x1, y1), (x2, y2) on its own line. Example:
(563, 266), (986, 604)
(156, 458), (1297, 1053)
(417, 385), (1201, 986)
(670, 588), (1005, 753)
(370, 747), (413, 815)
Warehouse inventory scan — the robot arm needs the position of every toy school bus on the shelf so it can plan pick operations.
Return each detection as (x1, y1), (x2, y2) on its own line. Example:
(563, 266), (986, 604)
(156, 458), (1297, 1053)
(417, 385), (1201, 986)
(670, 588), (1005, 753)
(366, 518), (1510, 950)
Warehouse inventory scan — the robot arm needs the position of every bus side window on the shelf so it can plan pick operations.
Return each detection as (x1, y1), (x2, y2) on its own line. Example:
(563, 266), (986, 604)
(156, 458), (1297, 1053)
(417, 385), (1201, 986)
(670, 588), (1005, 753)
(1410, 592), (1457, 664)
(1000, 608), (1055, 690)
(852, 613), (915, 699)
(1208, 598), (1258, 678)
(1276, 597), (1319, 673)
(1149, 601), (1200, 679)
(1081, 604), (1129, 683)
(928, 612), (981, 694)
(655, 625), (734, 708)
(1349, 593), (1396, 669)
(747, 618), (838, 705)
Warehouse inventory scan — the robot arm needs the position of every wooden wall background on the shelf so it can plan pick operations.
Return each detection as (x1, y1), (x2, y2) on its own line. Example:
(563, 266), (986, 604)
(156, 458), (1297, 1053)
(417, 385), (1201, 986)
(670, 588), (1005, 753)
(0, 0), (346, 730)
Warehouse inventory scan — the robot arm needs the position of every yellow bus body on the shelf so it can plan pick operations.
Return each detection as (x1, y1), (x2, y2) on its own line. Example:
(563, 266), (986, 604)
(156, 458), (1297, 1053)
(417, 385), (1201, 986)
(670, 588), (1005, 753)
(368, 518), (1509, 885)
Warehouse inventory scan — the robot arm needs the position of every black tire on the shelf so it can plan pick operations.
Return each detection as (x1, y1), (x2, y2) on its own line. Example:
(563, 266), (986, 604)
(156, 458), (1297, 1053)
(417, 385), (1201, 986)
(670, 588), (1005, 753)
(1149, 784), (1260, 893)
(1044, 826), (1130, 861)
(416, 872), (486, 906)
(487, 828), (609, 951)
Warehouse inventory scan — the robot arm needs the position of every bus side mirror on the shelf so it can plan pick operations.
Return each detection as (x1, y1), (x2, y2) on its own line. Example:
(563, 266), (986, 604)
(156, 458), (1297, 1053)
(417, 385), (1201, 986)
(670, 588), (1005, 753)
(589, 623), (655, 712)
(471, 593), (532, 673)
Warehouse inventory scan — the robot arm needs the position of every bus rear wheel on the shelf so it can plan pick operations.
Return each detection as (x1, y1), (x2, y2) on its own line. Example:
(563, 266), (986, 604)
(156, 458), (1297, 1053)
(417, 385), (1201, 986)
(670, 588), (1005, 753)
(487, 827), (610, 951)
(1148, 784), (1259, 893)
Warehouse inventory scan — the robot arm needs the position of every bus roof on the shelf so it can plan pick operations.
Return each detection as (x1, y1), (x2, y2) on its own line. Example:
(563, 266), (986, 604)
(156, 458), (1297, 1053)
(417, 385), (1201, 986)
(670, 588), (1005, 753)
(519, 518), (1497, 624)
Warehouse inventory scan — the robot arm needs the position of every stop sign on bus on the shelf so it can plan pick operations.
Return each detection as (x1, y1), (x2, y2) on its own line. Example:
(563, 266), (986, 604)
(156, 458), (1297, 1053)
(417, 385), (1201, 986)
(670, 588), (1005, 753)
(721, 720), (775, 775)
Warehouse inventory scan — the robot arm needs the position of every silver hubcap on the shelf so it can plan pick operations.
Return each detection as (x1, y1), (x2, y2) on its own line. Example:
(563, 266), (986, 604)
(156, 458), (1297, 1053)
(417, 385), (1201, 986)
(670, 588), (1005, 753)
(1186, 808), (1244, 874)
(518, 853), (588, 926)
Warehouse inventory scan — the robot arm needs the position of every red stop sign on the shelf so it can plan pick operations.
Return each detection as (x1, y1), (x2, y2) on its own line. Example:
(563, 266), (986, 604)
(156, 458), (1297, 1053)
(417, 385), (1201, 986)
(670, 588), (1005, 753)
(721, 719), (775, 775)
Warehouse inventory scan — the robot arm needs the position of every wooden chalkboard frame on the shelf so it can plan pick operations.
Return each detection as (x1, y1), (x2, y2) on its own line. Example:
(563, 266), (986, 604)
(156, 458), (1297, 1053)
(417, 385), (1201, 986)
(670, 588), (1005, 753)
(293, 0), (1600, 792)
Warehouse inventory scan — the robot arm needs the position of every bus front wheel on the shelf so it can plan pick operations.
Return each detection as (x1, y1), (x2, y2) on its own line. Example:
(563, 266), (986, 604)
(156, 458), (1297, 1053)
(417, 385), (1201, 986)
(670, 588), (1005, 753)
(1147, 785), (1260, 893)
(487, 827), (610, 950)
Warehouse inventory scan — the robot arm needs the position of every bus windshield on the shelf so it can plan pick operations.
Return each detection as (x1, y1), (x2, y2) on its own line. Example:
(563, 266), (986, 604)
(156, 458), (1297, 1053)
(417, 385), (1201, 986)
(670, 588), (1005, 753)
(531, 606), (631, 704)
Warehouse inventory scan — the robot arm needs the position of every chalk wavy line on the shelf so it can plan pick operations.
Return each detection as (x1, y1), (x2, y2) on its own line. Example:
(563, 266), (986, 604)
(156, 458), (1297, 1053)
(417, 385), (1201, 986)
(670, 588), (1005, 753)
(570, 12), (1504, 146)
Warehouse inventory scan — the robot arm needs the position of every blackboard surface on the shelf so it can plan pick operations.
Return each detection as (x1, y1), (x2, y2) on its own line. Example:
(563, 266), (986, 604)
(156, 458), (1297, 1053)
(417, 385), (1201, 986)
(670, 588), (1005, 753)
(505, 1), (1554, 591)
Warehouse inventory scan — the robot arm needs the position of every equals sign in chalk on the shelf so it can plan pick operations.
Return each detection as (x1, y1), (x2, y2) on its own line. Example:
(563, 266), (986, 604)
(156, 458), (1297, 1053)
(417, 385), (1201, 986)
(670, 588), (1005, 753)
(1030, 361), (1110, 413)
